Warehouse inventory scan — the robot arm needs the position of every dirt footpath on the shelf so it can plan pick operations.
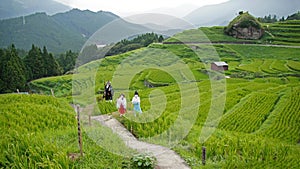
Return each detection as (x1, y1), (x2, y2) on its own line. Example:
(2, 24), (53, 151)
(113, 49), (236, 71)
(92, 114), (190, 169)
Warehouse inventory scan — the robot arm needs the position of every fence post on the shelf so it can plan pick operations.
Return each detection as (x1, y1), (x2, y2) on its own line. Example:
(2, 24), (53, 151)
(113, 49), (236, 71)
(89, 113), (91, 126)
(76, 105), (83, 156)
(51, 89), (55, 97)
(202, 146), (206, 166)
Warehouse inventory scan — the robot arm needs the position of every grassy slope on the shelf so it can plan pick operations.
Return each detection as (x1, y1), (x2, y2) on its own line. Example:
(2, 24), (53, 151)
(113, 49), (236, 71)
(0, 94), (130, 168)
(26, 22), (300, 168)
(165, 20), (300, 46)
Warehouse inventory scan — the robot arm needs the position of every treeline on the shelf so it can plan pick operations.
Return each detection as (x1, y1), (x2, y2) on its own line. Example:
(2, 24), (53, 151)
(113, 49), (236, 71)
(105, 32), (164, 56)
(0, 44), (77, 93)
(0, 33), (164, 93)
(78, 32), (165, 65)
(258, 11), (300, 23)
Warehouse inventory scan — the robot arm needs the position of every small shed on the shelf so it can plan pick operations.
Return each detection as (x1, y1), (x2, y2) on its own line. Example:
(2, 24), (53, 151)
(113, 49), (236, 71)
(211, 62), (228, 71)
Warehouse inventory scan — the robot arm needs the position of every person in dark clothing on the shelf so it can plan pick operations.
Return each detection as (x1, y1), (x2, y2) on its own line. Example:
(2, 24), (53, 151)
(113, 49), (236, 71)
(104, 80), (113, 101)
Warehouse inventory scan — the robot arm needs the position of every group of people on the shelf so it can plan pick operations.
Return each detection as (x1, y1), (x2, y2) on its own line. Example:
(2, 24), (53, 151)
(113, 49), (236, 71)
(103, 80), (142, 116)
(116, 91), (142, 116)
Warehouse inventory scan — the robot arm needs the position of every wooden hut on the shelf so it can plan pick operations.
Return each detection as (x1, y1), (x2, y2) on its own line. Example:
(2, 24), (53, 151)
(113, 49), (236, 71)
(211, 62), (228, 71)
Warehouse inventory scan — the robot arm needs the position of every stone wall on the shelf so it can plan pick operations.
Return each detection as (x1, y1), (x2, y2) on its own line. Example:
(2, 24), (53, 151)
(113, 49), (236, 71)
(229, 25), (264, 40)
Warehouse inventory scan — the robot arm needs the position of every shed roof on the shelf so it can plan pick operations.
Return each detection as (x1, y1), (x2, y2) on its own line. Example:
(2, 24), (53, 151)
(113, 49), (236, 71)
(213, 62), (228, 66)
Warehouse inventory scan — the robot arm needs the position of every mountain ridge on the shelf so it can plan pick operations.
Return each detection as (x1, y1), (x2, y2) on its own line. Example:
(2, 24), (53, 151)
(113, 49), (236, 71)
(0, 9), (119, 53)
(0, 0), (71, 20)
(184, 0), (300, 26)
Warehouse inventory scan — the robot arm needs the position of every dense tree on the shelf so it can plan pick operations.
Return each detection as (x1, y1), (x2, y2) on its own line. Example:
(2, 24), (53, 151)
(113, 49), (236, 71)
(286, 11), (300, 20)
(0, 44), (76, 93)
(57, 50), (78, 73)
(257, 14), (278, 23)
(42, 46), (62, 77)
(106, 32), (164, 56)
(0, 44), (26, 93)
(24, 45), (45, 80)
(0, 48), (5, 92)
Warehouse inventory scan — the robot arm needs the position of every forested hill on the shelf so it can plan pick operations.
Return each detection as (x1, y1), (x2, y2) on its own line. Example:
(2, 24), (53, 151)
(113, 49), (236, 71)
(0, 0), (71, 20)
(52, 9), (119, 38)
(0, 9), (119, 54)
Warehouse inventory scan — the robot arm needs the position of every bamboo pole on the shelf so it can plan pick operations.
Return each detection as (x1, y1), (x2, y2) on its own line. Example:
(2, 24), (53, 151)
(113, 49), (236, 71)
(202, 146), (206, 165)
(76, 105), (83, 156)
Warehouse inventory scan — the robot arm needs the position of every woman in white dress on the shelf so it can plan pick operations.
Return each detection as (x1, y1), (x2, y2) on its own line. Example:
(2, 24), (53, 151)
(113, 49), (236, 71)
(116, 94), (127, 116)
(131, 91), (142, 116)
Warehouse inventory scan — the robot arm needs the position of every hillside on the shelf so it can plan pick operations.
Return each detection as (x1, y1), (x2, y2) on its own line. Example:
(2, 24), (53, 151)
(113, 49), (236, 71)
(52, 9), (119, 39)
(0, 9), (119, 53)
(184, 0), (300, 26)
(0, 0), (71, 20)
(263, 20), (300, 46)
(0, 94), (132, 168)
(23, 22), (300, 168)
(164, 19), (300, 46)
(0, 12), (85, 54)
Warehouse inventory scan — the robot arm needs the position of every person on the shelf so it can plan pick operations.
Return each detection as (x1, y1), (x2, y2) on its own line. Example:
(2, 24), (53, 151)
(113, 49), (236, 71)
(104, 80), (113, 101)
(131, 91), (142, 116)
(116, 94), (127, 116)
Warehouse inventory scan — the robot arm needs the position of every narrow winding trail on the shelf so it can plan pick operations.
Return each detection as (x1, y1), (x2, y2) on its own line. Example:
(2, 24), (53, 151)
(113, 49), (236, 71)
(91, 114), (190, 169)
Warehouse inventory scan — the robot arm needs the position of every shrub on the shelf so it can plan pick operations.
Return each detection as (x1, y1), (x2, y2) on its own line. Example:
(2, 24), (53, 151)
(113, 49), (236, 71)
(131, 153), (157, 169)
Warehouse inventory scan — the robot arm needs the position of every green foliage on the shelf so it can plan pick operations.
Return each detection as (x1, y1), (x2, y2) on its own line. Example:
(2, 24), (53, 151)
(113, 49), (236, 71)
(24, 44), (45, 80)
(131, 153), (156, 169)
(258, 14), (280, 23)
(24, 45), (63, 81)
(0, 9), (118, 54)
(97, 101), (117, 115)
(225, 12), (263, 33)
(0, 44), (27, 93)
(257, 87), (300, 144)
(262, 20), (300, 46)
(219, 92), (279, 133)
(57, 50), (78, 73)
(29, 75), (73, 97)
(194, 130), (300, 168)
(0, 94), (76, 168)
(0, 12), (85, 54)
(106, 33), (164, 56)
(286, 11), (300, 21)
(0, 0), (71, 19)
(21, 24), (300, 169)
(0, 94), (130, 168)
(0, 44), (70, 93)
(52, 9), (118, 39)
(42, 46), (62, 77)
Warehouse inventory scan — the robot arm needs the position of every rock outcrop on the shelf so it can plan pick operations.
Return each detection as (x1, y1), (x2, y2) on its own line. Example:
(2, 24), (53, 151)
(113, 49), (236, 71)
(225, 12), (264, 39)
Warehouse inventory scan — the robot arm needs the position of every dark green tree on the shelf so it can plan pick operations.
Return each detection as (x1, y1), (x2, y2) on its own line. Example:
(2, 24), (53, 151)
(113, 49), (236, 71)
(57, 50), (77, 73)
(24, 44), (45, 80)
(42, 46), (62, 77)
(286, 11), (300, 20)
(0, 48), (5, 92)
(106, 32), (164, 56)
(158, 35), (164, 42)
(0, 44), (26, 93)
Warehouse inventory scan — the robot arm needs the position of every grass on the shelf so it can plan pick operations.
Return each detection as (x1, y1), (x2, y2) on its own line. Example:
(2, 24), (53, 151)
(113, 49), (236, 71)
(0, 94), (133, 168)
(25, 22), (300, 168)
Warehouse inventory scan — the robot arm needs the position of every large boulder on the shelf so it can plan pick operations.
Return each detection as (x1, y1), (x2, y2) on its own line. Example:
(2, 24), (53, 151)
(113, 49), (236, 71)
(224, 12), (264, 39)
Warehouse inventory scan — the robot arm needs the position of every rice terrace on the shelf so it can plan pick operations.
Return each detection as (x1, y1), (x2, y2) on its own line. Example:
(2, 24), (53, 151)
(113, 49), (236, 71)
(0, 1), (300, 169)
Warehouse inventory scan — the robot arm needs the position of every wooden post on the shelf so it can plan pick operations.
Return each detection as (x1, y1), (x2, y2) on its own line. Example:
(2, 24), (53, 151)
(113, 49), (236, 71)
(51, 89), (55, 97)
(202, 146), (206, 165)
(88, 113), (91, 126)
(76, 105), (83, 156)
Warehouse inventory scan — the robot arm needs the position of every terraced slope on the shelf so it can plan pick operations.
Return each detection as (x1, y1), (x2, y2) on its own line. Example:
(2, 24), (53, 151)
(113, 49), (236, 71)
(0, 94), (130, 168)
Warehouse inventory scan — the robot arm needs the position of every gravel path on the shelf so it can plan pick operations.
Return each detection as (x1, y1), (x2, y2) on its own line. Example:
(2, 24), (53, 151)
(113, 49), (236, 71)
(92, 114), (190, 169)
